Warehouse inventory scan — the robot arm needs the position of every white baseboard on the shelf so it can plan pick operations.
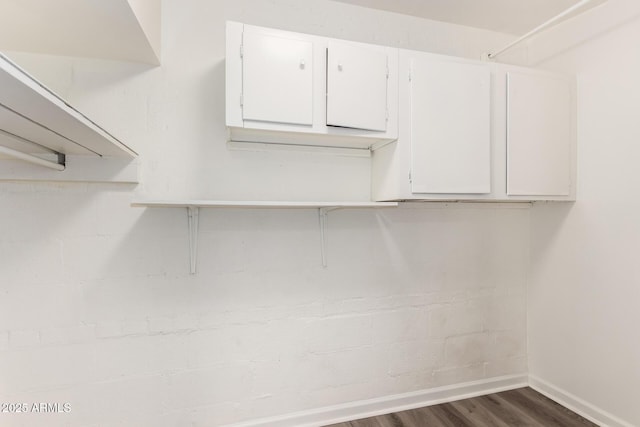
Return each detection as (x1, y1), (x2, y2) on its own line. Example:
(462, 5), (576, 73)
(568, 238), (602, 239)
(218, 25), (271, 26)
(529, 375), (634, 427)
(224, 374), (528, 427)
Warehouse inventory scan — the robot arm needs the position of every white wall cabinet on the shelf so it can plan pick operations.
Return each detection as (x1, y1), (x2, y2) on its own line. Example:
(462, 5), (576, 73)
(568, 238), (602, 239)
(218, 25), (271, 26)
(372, 51), (575, 202)
(226, 22), (398, 150)
(227, 22), (575, 202)
(507, 71), (572, 196)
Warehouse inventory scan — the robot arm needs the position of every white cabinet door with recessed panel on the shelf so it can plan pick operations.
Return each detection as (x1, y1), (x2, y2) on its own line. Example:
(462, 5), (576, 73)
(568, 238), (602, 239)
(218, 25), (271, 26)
(227, 22), (398, 149)
(326, 41), (388, 132)
(507, 71), (572, 196)
(242, 28), (313, 126)
(410, 55), (491, 194)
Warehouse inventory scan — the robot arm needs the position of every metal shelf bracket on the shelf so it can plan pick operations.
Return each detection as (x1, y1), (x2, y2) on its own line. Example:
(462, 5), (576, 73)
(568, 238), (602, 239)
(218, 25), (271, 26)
(187, 206), (199, 274)
(318, 207), (339, 268)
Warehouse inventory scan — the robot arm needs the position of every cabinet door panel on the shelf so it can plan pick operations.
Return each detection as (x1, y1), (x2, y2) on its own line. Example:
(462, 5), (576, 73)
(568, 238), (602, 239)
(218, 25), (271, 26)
(327, 41), (387, 132)
(507, 72), (571, 196)
(410, 57), (491, 194)
(242, 30), (313, 126)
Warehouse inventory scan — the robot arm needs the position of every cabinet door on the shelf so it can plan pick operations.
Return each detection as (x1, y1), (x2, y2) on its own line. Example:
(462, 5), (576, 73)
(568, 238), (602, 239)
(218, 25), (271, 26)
(326, 41), (387, 132)
(242, 29), (313, 126)
(507, 72), (571, 196)
(410, 56), (491, 194)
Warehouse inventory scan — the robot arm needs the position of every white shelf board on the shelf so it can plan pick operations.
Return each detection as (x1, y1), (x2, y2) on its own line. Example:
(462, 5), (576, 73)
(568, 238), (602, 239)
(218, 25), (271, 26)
(0, 52), (137, 158)
(131, 200), (398, 209)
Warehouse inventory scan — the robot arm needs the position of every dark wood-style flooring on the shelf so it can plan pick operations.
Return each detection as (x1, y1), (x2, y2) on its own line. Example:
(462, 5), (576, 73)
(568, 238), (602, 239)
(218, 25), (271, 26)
(325, 387), (597, 427)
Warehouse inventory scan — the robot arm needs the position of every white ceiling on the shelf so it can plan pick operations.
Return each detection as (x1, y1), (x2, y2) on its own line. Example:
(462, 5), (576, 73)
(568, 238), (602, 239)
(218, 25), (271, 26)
(333, 0), (599, 35)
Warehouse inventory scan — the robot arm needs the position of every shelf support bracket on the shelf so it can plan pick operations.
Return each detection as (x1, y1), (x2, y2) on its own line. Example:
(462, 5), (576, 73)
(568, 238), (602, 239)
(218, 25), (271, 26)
(187, 206), (199, 274)
(318, 207), (339, 268)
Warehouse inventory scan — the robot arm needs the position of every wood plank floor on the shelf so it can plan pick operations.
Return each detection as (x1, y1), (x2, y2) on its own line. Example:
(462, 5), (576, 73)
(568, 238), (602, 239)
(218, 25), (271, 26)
(325, 387), (597, 427)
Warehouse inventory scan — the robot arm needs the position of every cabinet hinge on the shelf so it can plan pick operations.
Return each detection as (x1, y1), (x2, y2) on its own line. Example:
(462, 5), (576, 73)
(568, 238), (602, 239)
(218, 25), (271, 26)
(386, 108), (389, 121)
(408, 72), (412, 82)
(240, 94), (243, 106)
(409, 171), (412, 183)
(240, 45), (244, 58)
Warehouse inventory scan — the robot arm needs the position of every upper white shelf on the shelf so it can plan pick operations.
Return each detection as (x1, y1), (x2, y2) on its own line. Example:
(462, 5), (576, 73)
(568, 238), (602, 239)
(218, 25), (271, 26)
(0, 52), (137, 158)
(131, 200), (398, 209)
(0, 0), (160, 64)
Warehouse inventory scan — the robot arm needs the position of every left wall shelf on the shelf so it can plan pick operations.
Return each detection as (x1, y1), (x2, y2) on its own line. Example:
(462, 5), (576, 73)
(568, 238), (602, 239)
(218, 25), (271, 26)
(0, 52), (138, 181)
(132, 200), (398, 274)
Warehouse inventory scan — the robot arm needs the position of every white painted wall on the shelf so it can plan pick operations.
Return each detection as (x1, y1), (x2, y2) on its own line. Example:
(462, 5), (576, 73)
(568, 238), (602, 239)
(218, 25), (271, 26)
(526, 1), (640, 425)
(0, 1), (529, 426)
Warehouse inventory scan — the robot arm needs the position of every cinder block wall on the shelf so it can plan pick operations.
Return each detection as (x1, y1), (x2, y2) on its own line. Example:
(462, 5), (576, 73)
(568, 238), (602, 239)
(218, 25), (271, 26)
(0, 1), (529, 426)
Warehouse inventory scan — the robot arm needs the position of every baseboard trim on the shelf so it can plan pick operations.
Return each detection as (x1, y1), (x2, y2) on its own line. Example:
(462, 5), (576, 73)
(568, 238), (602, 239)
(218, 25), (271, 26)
(529, 375), (634, 427)
(224, 374), (528, 427)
